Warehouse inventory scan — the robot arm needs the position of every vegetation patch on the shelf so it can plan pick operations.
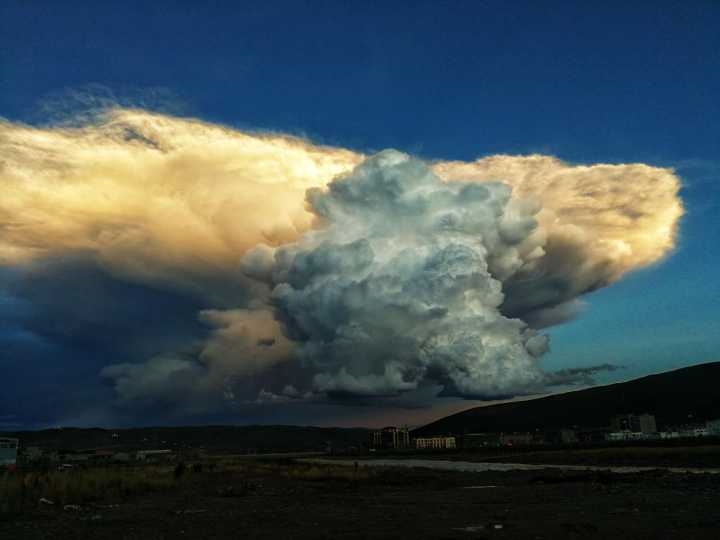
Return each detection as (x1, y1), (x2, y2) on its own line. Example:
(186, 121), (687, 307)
(0, 466), (177, 515)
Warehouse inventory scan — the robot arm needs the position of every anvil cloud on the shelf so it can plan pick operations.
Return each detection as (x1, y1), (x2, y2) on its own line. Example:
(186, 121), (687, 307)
(0, 109), (683, 414)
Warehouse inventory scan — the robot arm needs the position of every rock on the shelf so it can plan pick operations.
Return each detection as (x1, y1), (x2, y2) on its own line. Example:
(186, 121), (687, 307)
(453, 525), (485, 532)
(176, 509), (207, 515)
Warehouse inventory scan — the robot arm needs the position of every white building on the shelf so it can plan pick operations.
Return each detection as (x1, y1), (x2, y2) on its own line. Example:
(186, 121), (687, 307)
(371, 426), (411, 450)
(0, 437), (19, 467)
(414, 436), (456, 450)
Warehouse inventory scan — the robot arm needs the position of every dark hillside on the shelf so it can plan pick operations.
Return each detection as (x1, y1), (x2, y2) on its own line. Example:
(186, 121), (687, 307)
(414, 362), (720, 436)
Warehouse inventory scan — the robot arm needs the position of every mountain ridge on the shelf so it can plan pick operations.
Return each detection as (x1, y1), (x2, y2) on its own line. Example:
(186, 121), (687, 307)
(413, 361), (720, 436)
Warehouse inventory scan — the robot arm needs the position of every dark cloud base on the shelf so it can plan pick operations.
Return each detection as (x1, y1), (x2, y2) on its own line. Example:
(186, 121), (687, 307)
(0, 256), (210, 427)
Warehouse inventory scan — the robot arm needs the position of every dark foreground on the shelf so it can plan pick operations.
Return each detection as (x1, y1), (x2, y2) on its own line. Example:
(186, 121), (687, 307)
(2, 460), (719, 540)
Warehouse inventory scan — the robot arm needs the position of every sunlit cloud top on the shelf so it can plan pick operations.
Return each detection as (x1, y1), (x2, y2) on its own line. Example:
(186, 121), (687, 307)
(0, 109), (681, 292)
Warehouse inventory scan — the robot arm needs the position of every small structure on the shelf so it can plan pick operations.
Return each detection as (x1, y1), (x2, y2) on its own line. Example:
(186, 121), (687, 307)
(113, 452), (132, 463)
(136, 449), (173, 462)
(371, 426), (410, 450)
(92, 449), (115, 463)
(414, 436), (456, 450)
(0, 437), (19, 468)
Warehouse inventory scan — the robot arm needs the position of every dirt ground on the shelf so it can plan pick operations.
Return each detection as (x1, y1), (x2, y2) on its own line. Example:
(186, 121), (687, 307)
(2, 463), (719, 540)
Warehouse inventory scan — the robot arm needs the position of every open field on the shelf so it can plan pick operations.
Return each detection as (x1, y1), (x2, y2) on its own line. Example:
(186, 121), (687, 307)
(2, 458), (720, 539)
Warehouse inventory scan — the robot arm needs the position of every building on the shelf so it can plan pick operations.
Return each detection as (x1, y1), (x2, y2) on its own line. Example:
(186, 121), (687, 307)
(414, 436), (456, 450)
(611, 413), (657, 434)
(499, 432), (534, 446)
(543, 429), (578, 445)
(92, 449), (115, 463)
(462, 433), (501, 448)
(0, 437), (19, 468)
(575, 428), (610, 443)
(463, 430), (577, 448)
(371, 426), (410, 450)
(62, 452), (92, 463)
(24, 446), (44, 462)
(706, 419), (720, 435)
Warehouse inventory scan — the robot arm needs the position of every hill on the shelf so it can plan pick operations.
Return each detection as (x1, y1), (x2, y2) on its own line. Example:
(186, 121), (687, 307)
(414, 362), (720, 436)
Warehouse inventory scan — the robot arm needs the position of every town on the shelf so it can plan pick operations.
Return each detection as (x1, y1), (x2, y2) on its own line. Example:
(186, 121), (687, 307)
(3, 413), (720, 470)
(369, 413), (720, 451)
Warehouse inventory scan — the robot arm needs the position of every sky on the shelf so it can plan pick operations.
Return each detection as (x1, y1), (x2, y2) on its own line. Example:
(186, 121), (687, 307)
(0, 0), (718, 429)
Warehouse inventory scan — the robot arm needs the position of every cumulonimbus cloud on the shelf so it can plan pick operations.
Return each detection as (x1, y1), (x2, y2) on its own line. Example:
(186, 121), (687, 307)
(244, 150), (550, 398)
(0, 108), (683, 409)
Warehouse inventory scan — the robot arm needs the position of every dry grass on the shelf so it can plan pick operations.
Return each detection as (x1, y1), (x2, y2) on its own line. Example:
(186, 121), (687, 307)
(280, 463), (375, 482)
(0, 466), (177, 514)
(0, 458), (471, 516)
(199, 458), (374, 482)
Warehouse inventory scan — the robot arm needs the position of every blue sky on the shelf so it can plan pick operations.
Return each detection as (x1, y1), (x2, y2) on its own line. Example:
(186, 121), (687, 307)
(1, 0), (719, 428)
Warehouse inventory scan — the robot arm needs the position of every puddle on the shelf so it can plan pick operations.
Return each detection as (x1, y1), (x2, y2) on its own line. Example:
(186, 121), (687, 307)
(302, 458), (720, 475)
